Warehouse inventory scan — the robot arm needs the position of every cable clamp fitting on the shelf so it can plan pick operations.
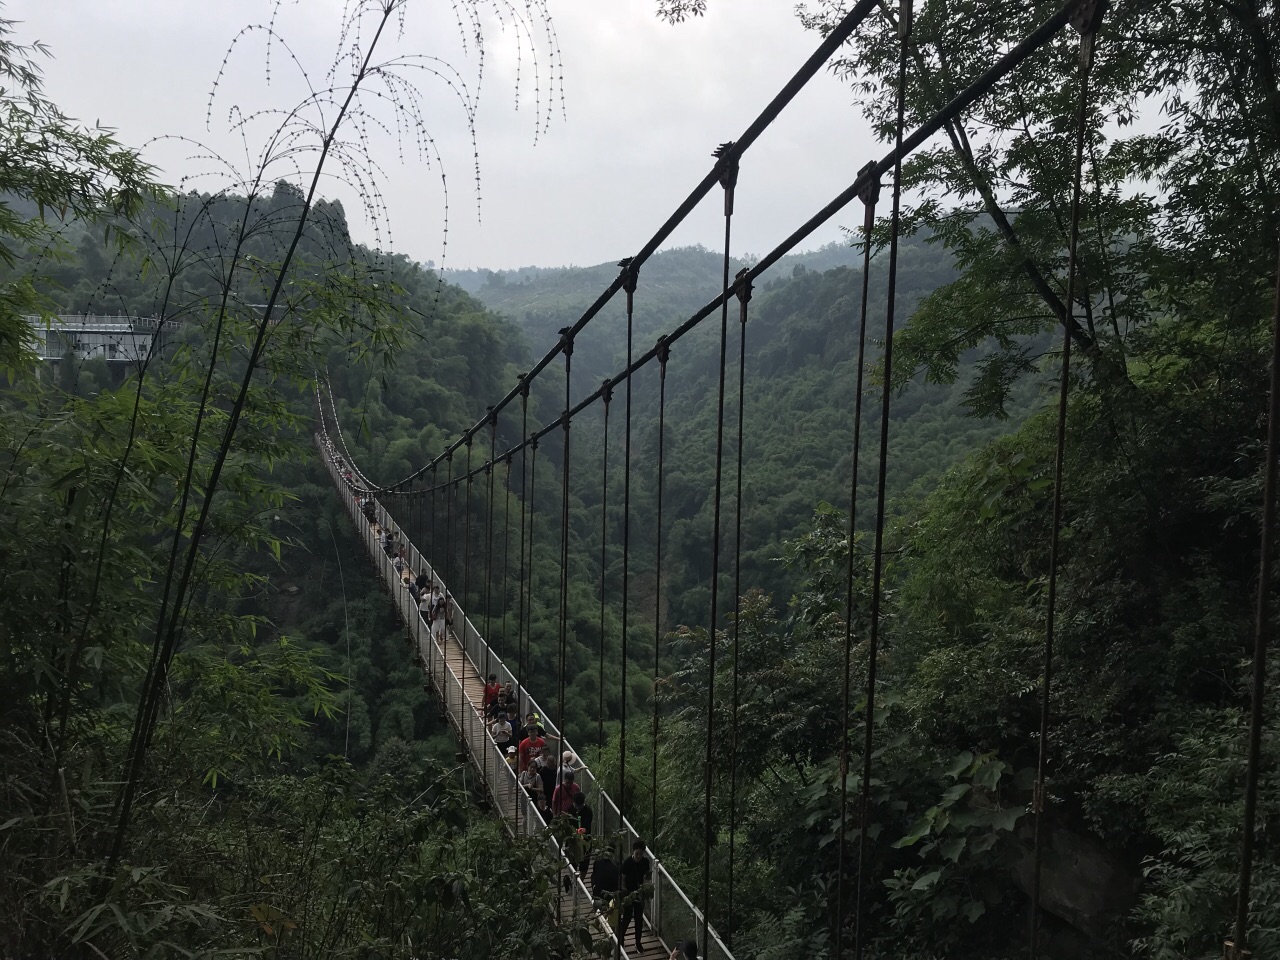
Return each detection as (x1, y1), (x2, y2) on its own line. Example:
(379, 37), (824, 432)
(857, 161), (881, 232)
(735, 267), (753, 318)
(713, 141), (739, 216)
(1071, 0), (1106, 68)
(558, 326), (574, 358)
(898, 0), (913, 39)
(656, 334), (671, 370)
(619, 256), (638, 295)
(602, 379), (614, 405)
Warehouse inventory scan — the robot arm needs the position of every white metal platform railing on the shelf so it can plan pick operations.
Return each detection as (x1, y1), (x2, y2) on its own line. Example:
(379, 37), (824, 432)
(317, 432), (734, 960)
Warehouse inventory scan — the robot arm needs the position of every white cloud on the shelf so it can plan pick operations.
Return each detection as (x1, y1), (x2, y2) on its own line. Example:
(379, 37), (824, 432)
(14, 0), (879, 269)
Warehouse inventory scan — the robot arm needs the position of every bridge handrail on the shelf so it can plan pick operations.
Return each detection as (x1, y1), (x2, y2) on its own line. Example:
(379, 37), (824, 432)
(321, 434), (654, 960)
(319, 432), (732, 960)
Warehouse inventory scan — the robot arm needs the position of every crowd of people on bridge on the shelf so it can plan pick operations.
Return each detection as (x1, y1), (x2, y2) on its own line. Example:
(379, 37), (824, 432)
(327, 440), (698, 960)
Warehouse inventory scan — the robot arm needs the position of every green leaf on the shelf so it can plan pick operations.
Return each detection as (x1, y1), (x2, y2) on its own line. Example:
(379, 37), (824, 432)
(945, 751), (974, 779)
(941, 836), (967, 862)
(893, 817), (932, 848)
(989, 807), (1024, 831)
(911, 869), (944, 891)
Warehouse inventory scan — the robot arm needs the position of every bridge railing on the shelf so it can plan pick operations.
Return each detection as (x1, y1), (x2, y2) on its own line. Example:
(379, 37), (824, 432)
(319, 434), (733, 960)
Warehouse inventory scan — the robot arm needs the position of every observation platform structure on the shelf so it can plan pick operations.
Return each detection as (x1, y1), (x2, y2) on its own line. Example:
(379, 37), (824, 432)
(318, 433), (734, 960)
(24, 315), (161, 363)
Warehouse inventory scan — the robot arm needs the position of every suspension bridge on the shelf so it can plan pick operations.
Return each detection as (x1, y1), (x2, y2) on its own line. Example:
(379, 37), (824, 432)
(312, 0), (1275, 957)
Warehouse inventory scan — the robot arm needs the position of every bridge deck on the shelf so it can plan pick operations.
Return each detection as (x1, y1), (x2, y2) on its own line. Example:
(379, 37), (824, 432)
(319, 435), (723, 960)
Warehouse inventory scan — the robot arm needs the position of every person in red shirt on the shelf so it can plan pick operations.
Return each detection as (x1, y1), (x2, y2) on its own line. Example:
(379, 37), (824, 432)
(551, 770), (580, 815)
(518, 732), (546, 773)
(482, 674), (500, 712)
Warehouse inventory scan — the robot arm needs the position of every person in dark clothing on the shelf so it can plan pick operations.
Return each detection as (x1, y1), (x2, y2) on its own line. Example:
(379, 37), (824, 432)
(590, 854), (620, 902)
(618, 840), (651, 953)
(572, 791), (594, 834)
(572, 792), (594, 875)
(535, 748), (558, 817)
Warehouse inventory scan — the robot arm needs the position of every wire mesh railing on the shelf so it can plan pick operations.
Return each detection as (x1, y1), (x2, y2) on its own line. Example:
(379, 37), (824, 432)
(320, 432), (733, 959)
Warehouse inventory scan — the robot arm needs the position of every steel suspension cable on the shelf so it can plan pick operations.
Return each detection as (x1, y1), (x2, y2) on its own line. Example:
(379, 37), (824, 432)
(555, 329), (574, 917)
(445, 453), (455, 591)
(524, 437), (540, 720)
(556, 329), (574, 788)
(430, 465), (437, 560)
(515, 379), (531, 838)
(1030, 6), (1103, 957)
(1231, 251), (1280, 960)
(856, 5), (910, 956)
(620, 259), (638, 822)
(701, 143), (739, 960)
(501, 455), (513, 666)
(650, 337), (670, 844)
(353, 3), (1077, 516)
(838, 161), (880, 960)
(728, 268), (752, 945)
(485, 410), (498, 675)
(348, 0), (884, 498)
(463, 439), (474, 617)
(516, 377), (531, 707)
(598, 382), (613, 756)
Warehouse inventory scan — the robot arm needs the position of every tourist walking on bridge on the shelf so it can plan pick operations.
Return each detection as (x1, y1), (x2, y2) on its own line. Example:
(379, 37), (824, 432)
(617, 839), (651, 954)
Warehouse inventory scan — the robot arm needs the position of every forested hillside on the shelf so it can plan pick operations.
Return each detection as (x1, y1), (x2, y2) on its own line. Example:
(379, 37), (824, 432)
(0, 14), (586, 949)
(4, 0), (1280, 957)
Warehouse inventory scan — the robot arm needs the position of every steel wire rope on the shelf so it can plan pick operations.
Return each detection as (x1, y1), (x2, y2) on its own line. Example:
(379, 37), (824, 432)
(524, 437), (540, 739)
(620, 259), (638, 829)
(445, 452), (455, 592)
(1029, 5), (1104, 957)
(430, 464), (438, 566)
(388, 4), (1078, 505)
(727, 268), (752, 945)
(319, 516), (353, 758)
(1231, 251), (1280, 960)
(700, 143), (739, 960)
(836, 161), (880, 960)
(515, 378), (531, 837)
(463, 439), (474, 628)
(598, 381), (614, 756)
(650, 337), (671, 844)
(501, 456), (513, 671)
(344, 0), (883, 497)
(485, 409), (498, 677)
(555, 328), (574, 917)
(856, 4), (911, 956)
(516, 378), (531, 705)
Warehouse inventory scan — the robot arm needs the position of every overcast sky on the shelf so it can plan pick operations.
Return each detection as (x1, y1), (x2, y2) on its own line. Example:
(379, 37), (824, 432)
(14, 0), (878, 270)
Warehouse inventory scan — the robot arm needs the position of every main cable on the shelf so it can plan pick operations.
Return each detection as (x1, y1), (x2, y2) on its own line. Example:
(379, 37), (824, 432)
(349, 0), (885, 496)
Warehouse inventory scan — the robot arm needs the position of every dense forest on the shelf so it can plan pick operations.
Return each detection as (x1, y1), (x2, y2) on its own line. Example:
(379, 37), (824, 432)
(3, 0), (1280, 958)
